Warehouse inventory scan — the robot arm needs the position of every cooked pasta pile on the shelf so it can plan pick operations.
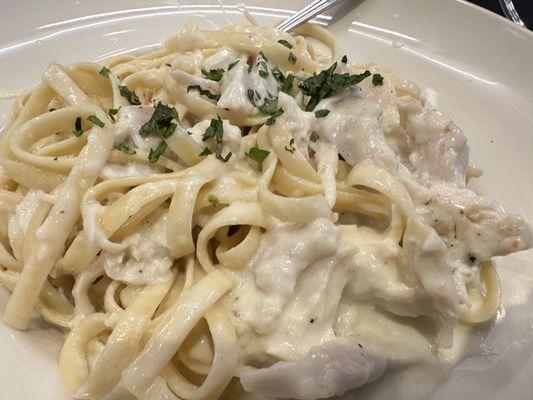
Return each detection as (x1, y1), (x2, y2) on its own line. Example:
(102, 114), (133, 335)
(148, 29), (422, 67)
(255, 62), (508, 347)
(0, 21), (530, 400)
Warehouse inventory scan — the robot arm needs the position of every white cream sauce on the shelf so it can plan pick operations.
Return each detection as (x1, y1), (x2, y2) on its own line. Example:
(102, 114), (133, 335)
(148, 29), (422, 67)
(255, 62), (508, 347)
(101, 210), (174, 285)
(277, 92), (316, 158)
(222, 218), (340, 362)
(315, 89), (399, 173)
(225, 214), (475, 399)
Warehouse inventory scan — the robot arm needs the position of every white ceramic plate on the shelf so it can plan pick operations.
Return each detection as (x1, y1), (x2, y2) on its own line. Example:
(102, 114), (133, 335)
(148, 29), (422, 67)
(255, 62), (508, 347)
(1, 0), (532, 399)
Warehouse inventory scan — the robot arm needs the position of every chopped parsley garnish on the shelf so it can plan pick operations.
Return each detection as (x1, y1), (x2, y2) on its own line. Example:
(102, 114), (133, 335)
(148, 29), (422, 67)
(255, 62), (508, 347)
(87, 115), (105, 128)
(278, 39), (293, 49)
(247, 89), (260, 106)
(148, 141), (167, 163)
(165, 63), (172, 67)
(228, 60), (239, 70)
(288, 52), (297, 65)
(271, 65), (294, 93)
(199, 146), (212, 156)
(99, 66), (111, 78)
(248, 89), (284, 124)
(258, 96), (278, 115)
(187, 84), (220, 101)
(207, 194), (220, 207)
(299, 62), (371, 111)
(218, 152), (232, 162)
(139, 102), (179, 137)
(341, 55), (348, 63)
(163, 123), (177, 138)
(265, 108), (284, 125)
(280, 74), (295, 93)
(108, 107), (120, 122)
(114, 142), (136, 155)
(284, 138), (295, 153)
(202, 68), (225, 82)
(372, 73), (384, 86)
(73, 117), (83, 137)
(119, 85), (141, 105)
(257, 52), (269, 79)
(315, 109), (330, 118)
(202, 116), (231, 162)
(272, 65), (285, 82)
(246, 147), (270, 163)
(202, 115), (223, 141)
(247, 92), (285, 125)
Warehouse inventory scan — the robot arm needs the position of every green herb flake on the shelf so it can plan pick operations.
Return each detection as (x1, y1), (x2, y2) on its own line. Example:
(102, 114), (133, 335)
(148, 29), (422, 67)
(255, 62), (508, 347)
(87, 115), (105, 128)
(202, 115), (223, 141)
(187, 84), (220, 101)
(278, 39), (293, 49)
(280, 74), (295, 94)
(202, 115), (232, 162)
(272, 65), (285, 83)
(207, 194), (220, 207)
(228, 60), (239, 70)
(218, 151), (232, 162)
(148, 141), (167, 163)
(284, 138), (295, 153)
(299, 62), (371, 111)
(257, 52), (269, 79)
(114, 142), (136, 155)
(288, 52), (297, 65)
(99, 66), (111, 78)
(246, 147), (270, 163)
(341, 55), (348, 64)
(162, 123), (177, 138)
(165, 63), (172, 67)
(199, 146), (212, 156)
(247, 89), (259, 106)
(315, 109), (330, 118)
(265, 108), (284, 125)
(372, 73), (384, 86)
(258, 96), (278, 115)
(202, 68), (225, 82)
(139, 102), (179, 137)
(73, 116), (83, 137)
(119, 85), (141, 105)
(108, 107), (120, 122)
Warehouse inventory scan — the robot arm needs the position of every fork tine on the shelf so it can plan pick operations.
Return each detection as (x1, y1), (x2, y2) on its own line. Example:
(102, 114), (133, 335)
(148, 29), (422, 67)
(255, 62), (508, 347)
(278, 0), (344, 32)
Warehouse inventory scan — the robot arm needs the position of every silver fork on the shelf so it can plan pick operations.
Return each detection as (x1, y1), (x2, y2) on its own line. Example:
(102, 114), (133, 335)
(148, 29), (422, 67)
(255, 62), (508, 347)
(499, 0), (527, 28)
(277, 0), (345, 32)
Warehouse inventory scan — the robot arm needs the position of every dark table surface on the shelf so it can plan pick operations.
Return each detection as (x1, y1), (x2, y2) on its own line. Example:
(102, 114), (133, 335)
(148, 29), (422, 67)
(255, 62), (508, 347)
(468, 0), (532, 27)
